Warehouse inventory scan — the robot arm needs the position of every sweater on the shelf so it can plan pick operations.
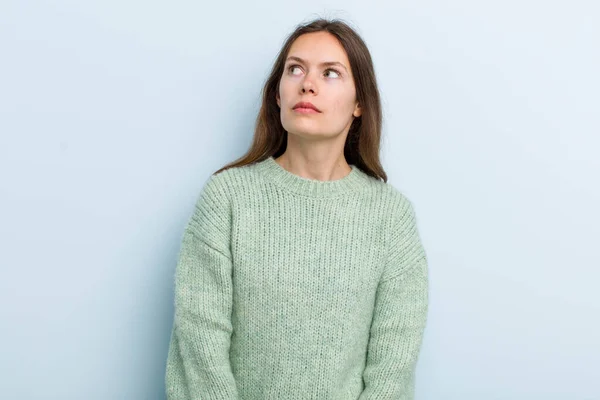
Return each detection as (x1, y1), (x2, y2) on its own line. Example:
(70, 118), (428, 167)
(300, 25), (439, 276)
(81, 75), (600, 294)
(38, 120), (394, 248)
(165, 155), (429, 400)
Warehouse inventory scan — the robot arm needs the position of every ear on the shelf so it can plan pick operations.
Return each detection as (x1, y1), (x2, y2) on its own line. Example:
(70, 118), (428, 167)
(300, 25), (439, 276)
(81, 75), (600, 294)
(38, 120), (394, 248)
(353, 102), (362, 117)
(276, 93), (280, 108)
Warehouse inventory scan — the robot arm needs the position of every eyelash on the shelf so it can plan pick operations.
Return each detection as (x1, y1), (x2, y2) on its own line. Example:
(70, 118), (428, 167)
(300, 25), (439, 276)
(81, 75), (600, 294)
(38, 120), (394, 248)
(287, 64), (342, 78)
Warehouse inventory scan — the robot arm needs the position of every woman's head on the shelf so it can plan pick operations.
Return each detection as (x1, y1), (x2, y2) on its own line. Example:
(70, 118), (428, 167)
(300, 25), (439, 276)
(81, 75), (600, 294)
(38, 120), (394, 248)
(216, 17), (387, 182)
(276, 30), (362, 141)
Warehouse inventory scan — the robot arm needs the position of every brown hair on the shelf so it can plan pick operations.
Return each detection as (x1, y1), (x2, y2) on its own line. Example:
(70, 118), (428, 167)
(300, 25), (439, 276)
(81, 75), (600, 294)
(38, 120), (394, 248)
(213, 17), (387, 182)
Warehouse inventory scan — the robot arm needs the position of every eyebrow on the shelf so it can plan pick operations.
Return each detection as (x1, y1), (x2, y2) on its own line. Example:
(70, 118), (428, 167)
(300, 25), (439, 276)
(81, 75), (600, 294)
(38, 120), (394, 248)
(285, 56), (348, 72)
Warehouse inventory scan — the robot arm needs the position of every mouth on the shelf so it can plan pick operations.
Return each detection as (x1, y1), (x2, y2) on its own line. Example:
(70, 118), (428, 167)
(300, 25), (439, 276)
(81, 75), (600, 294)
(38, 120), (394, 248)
(293, 107), (320, 114)
(293, 101), (321, 113)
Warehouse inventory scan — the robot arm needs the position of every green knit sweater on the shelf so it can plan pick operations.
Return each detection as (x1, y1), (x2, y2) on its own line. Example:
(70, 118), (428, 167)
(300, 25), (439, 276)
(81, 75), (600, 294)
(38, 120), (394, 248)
(165, 156), (429, 400)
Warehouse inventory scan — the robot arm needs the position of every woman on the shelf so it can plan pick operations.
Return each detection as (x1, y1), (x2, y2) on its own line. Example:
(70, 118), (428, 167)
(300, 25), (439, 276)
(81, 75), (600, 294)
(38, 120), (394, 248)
(165, 17), (429, 400)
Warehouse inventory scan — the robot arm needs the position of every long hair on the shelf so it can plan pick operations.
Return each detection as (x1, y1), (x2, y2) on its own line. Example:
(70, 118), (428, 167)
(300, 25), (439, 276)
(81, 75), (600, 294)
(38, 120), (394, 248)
(213, 17), (387, 182)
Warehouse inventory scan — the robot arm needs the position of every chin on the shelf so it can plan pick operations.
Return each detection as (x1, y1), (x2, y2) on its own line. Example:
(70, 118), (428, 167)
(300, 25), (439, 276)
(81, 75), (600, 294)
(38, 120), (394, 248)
(286, 128), (333, 140)
(285, 120), (322, 133)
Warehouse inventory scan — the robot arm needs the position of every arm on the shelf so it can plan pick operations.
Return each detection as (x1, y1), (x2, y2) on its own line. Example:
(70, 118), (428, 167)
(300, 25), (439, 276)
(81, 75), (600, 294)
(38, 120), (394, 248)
(165, 174), (239, 400)
(358, 198), (429, 400)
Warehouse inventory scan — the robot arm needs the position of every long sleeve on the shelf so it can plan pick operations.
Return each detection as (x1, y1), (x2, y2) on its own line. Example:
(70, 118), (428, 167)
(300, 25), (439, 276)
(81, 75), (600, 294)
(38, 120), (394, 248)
(165, 175), (239, 400)
(358, 197), (429, 400)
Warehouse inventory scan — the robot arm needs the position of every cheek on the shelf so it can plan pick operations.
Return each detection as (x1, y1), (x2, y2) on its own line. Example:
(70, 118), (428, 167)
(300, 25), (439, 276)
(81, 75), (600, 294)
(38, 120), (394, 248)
(330, 92), (356, 116)
(279, 78), (296, 101)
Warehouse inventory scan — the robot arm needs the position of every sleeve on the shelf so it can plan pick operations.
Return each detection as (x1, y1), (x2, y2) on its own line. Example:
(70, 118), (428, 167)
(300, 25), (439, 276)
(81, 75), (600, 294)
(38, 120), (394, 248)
(358, 197), (429, 400)
(165, 174), (239, 400)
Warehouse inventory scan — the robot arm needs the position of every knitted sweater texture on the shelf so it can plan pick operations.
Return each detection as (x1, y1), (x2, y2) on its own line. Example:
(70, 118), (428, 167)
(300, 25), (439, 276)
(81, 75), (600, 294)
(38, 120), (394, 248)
(165, 156), (429, 400)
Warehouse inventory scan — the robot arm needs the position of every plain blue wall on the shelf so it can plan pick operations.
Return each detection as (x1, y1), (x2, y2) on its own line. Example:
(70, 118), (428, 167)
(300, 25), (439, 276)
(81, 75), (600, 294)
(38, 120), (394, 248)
(1, 1), (599, 399)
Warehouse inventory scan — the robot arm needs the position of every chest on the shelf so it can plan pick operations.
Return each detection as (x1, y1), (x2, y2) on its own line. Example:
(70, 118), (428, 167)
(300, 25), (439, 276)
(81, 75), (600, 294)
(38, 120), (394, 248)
(230, 197), (387, 307)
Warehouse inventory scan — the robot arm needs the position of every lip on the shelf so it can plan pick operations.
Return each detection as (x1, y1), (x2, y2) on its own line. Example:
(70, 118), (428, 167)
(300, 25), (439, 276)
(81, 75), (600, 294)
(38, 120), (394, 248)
(293, 101), (321, 112)
(294, 107), (320, 114)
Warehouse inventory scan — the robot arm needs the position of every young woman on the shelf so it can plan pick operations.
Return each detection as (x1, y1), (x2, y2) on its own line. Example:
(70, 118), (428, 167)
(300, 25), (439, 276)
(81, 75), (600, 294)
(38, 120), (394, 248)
(165, 17), (429, 400)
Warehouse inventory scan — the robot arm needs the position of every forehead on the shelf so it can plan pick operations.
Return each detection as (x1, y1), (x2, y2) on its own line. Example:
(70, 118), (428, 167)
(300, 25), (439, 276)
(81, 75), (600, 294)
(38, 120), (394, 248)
(287, 32), (350, 66)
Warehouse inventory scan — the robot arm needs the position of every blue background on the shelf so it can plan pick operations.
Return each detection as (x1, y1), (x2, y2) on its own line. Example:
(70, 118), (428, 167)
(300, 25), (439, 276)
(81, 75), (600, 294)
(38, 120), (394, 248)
(1, 1), (598, 399)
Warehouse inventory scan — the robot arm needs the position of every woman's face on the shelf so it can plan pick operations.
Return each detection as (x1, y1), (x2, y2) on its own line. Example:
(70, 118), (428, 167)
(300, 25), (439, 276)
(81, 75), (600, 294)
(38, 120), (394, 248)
(277, 31), (361, 140)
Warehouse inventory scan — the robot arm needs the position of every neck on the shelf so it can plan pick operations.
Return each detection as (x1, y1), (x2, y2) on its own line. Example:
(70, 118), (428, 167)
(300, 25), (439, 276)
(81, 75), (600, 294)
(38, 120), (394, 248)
(253, 156), (367, 199)
(274, 152), (352, 182)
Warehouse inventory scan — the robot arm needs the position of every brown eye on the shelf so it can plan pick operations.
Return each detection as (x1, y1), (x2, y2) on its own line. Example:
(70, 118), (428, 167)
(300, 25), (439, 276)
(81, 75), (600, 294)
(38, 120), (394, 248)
(325, 69), (341, 79)
(288, 65), (302, 75)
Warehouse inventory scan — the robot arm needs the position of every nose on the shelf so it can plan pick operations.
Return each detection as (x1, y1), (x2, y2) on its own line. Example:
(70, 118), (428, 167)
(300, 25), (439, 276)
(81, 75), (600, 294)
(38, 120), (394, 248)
(301, 74), (317, 94)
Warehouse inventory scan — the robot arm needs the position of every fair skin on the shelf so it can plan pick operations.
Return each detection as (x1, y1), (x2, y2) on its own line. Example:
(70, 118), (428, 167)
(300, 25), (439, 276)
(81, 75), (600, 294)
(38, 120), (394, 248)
(275, 31), (362, 182)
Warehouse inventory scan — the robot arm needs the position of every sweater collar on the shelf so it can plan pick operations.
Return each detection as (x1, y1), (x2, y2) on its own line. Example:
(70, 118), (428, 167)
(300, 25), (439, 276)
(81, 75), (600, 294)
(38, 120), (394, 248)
(255, 156), (368, 198)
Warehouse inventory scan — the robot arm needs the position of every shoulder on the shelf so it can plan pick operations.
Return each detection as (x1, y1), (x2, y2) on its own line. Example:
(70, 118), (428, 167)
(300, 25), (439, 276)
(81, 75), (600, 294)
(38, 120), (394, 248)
(201, 161), (263, 200)
(203, 161), (417, 217)
(185, 164), (258, 248)
(367, 178), (423, 251)
(372, 181), (427, 280)
(361, 173), (417, 221)
(188, 164), (251, 225)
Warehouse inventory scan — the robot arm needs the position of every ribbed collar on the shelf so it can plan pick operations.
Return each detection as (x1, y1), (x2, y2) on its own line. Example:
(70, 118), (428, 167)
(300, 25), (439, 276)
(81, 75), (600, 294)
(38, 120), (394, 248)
(254, 156), (369, 198)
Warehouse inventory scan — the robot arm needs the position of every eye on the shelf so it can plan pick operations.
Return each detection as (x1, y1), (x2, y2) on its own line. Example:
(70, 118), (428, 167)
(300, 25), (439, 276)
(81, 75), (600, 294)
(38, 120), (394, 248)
(288, 64), (302, 75)
(325, 68), (341, 79)
(287, 64), (342, 79)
